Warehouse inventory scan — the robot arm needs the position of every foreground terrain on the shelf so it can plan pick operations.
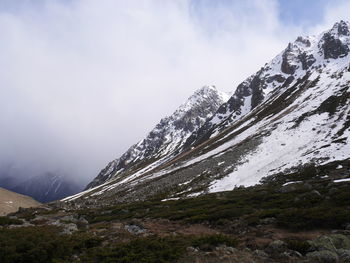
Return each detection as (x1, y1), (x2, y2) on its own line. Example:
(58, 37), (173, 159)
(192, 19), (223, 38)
(1, 160), (349, 263)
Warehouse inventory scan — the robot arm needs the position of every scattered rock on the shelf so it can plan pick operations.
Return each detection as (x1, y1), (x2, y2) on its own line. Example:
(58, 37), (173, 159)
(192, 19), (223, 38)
(253, 249), (268, 258)
(306, 250), (338, 263)
(225, 246), (238, 254)
(60, 215), (76, 223)
(310, 190), (322, 197)
(61, 223), (78, 235)
(280, 184), (298, 193)
(267, 240), (287, 252)
(337, 249), (350, 262)
(76, 217), (89, 229)
(286, 250), (303, 258)
(124, 224), (147, 235)
(110, 222), (123, 230)
(187, 246), (198, 253)
(259, 217), (276, 225)
(309, 234), (350, 253)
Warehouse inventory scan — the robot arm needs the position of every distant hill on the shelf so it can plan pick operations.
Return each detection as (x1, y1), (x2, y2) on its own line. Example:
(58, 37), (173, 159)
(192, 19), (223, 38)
(12, 173), (82, 203)
(0, 187), (40, 216)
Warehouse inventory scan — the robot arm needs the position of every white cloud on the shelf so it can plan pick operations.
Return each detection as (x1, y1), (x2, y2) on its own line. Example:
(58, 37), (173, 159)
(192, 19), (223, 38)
(307, 0), (350, 34)
(0, 0), (324, 184)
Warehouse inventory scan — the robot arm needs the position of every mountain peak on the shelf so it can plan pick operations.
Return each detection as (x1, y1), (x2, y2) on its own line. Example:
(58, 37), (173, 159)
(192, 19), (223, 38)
(66, 21), (350, 206)
(330, 20), (350, 36)
(85, 85), (229, 190)
(189, 85), (228, 100)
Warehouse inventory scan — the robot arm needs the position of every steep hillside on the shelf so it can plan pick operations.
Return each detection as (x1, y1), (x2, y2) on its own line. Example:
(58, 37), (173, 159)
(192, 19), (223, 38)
(65, 21), (350, 206)
(86, 86), (230, 189)
(184, 20), (350, 147)
(0, 187), (40, 216)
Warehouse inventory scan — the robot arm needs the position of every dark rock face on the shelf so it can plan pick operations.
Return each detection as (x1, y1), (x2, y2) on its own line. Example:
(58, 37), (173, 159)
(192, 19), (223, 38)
(281, 43), (298, 74)
(217, 80), (251, 116)
(250, 74), (265, 109)
(322, 32), (349, 59)
(335, 20), (350, 36)
(298, 52), (316, 70)
(281, 39), (317, 74)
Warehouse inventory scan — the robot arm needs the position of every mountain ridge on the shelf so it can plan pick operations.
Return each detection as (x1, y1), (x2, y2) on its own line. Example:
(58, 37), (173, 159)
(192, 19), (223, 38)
(86, 85), (230, 189)
(64, 21), (350, 206)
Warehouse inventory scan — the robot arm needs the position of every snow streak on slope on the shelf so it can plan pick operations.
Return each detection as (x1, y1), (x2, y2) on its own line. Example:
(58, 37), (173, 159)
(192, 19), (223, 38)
(183, 21), (350, 148)
(210, 65), (350, 192)
(86, 85), (230, 189)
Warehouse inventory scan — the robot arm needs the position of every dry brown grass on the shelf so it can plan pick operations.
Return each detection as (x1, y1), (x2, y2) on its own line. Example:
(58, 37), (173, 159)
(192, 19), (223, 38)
(0, 187), (40, 215)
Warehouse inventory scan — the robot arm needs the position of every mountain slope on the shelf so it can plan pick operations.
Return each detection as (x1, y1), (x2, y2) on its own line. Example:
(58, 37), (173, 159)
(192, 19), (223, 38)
(12, 173), (82, 203)
(86, 85), (230, 189)
(64, 21), (350, 205)
(0, 187), (40, 216)
(184, 20), (350, 148)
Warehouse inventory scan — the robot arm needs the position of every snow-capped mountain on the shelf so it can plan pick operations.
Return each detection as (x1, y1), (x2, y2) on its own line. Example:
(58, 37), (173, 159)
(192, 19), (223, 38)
(86, 85), (230, 189)
(64, 21), (350, 205)
(12, 172), (82, 203)
(184, 20), (350, 148)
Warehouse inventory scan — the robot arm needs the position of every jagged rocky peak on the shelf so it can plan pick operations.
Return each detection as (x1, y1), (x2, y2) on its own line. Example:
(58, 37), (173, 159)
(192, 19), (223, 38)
(86, 85), (229, 189)
(170, 85), (230, 131)
(281, 35), (316, 74)
(330, 20), (350, 36)
(184, 21), (350, 149)
(281, 20), (350, 73)
(320, 20), (350, 59)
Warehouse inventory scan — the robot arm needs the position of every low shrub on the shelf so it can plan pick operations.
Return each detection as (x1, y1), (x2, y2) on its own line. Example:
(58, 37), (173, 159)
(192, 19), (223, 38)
(285, 238), (311, 255)
(83, 236), (187, 263)
(0, 226), (101, 263)
(0, 216), (23, 226)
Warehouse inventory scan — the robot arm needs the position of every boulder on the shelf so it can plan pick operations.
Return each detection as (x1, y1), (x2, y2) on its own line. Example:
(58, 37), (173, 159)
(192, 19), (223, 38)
(306, 250), (338, 263)
(309, 234), (350, 252)
(62, 223), (78, 235)
(253, 249), (269, 258)
(124, 224), (147, 235)
(269, 240), (287, 250)
(337, 249), (350, 262)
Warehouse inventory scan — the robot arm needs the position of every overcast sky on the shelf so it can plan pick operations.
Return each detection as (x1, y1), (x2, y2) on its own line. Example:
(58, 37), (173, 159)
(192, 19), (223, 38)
(0, 0), (350, 185)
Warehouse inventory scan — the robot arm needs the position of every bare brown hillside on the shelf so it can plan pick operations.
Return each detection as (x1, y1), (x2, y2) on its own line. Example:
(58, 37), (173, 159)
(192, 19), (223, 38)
(0, 187), (41, 216)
